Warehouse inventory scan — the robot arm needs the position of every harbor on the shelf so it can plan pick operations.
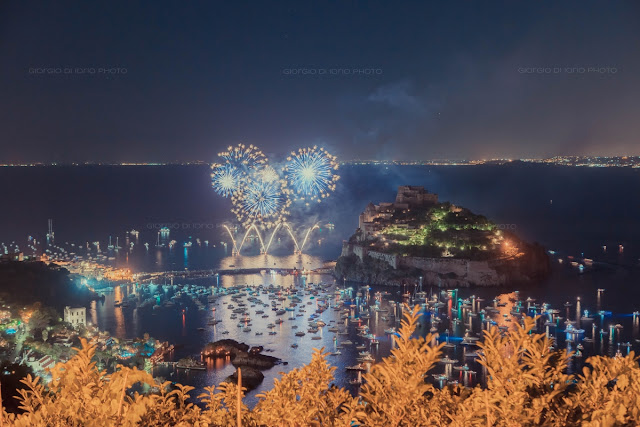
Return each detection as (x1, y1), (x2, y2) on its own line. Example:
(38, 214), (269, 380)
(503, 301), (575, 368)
(79, 254), (640, 404)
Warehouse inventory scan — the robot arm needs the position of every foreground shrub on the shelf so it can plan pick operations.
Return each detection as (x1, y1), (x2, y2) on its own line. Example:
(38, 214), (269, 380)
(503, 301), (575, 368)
(1, 306), (639, 426)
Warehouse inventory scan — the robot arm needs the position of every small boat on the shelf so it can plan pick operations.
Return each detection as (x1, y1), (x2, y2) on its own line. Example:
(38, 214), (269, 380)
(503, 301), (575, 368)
(176, 358), (206, 371)
(346, 364), (367, 371)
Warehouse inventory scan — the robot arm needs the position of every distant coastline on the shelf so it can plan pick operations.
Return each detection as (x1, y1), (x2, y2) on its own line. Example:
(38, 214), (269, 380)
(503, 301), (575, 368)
(2, 155), (640, 168)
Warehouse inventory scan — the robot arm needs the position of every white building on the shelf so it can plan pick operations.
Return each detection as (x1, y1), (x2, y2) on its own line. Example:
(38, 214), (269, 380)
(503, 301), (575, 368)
(64, 306), (86, 327)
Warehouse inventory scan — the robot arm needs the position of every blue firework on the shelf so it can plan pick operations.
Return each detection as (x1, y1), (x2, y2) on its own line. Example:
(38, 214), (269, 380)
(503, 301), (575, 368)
(231, 166), (291, 228)
(211, 143), (266, 198)
(211, 163), (242, 197)
(284, 146), (339, 203)
(240, 180), (281, 218)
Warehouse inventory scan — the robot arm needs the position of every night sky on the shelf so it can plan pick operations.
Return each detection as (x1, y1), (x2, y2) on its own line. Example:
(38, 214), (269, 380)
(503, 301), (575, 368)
(1, 1), (639, 163)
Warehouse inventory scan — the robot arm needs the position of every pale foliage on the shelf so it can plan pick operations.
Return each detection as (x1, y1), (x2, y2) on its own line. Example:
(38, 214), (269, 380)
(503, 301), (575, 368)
(6, 338), (155, 426)
(357, 307), (446, 426)
(2, 307), (640, 426)
(253, 348), (356, 426)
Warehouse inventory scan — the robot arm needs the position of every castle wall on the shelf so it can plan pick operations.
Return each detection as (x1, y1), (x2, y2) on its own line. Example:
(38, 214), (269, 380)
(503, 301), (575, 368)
(399, 256), (504, 286)
(367, 250), (399, 269)
(342, 242), (504, 286)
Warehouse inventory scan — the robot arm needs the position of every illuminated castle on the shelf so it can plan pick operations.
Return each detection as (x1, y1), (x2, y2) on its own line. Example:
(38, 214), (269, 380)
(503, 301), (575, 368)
(358, 186), (438, 239)
(395, 185), (439, 206)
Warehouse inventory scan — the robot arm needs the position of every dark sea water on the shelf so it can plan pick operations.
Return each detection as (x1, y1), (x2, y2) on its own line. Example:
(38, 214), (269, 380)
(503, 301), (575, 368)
(1, 163), (640, 403)
(1, 163), (639, 264)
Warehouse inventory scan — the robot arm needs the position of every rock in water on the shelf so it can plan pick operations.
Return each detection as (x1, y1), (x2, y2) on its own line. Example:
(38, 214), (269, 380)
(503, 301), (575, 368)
(225, 367), (264, 391)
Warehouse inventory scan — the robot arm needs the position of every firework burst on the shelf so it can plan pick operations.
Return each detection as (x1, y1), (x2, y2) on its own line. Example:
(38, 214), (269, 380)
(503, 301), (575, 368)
(283, 146), (340, 204)
(211, 163), (242, 197)
(231, 166), (291, 228)
(211, 144), (267, 197)
(212, 144), (339, 230)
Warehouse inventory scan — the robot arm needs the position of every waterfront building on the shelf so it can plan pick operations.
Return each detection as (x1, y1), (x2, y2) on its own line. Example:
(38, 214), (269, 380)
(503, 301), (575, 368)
(64, 306), (86, 327)
(26, 354), (56, 373)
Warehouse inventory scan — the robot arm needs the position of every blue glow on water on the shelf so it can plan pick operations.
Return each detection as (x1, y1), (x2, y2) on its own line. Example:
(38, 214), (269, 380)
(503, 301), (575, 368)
(441, 336), (464, 342)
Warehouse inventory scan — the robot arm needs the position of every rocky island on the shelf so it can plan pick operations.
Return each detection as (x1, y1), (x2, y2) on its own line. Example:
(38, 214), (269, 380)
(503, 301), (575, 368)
(201, 339), (281, 390)
(336, 186), (550, 288)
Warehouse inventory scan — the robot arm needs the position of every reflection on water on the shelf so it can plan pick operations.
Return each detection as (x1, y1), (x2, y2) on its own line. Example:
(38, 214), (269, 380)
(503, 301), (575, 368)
(114, 286), (126, 337)
(488, 292), (517, 330)
(182, 311), (187, 336)
(107, 231), (333, 275)
(90, 300), (98, 326)
(217, 253), (324, 270)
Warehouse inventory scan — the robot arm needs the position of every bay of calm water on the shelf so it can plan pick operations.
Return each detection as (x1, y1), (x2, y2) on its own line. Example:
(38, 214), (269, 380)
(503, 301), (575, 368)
(1, 163), (640, 403)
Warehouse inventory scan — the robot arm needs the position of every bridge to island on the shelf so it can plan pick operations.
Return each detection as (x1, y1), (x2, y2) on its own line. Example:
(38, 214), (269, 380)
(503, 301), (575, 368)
(133, 266), (334, 283)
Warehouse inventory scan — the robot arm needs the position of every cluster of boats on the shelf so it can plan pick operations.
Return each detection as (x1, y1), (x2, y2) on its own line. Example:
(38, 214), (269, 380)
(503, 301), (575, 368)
(187, 280), (399, 387)
(392, 285), (640, 388)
